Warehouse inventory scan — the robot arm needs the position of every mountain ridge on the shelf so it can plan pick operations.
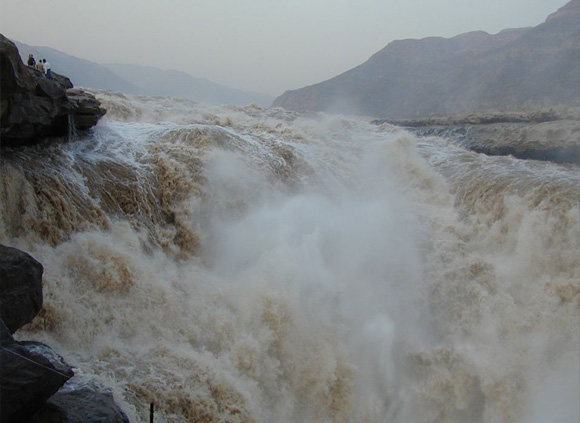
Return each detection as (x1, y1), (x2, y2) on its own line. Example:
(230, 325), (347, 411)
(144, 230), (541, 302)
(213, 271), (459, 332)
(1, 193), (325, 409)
(273, 0), (580, 118)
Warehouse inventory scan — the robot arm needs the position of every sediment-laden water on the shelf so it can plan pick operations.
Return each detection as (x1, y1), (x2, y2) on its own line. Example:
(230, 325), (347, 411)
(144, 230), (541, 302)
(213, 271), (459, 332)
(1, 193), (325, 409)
(1, 91), (578, 423)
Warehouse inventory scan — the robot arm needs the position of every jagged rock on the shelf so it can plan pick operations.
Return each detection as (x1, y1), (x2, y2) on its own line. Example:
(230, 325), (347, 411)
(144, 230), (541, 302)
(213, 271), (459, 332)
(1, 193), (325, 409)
(24, 376), (130, 423)
(67, 88), (108, 130)
(35, 76), (67, 100)
(0, 245), (130, 422)
(0, 321), (74, 423)
(0, 33), (106, 147)
(0, 244), (43, 333)
(52, 72), (74, 90)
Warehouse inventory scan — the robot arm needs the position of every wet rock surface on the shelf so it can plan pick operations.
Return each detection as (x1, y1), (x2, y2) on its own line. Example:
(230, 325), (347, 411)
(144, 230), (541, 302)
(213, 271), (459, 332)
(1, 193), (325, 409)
(1, 34), (106, 148)
(0, 244), (129, 423)
(0, 244), (44, 333)
(23, 376), (130, 423)
(1, 321), (74, 423)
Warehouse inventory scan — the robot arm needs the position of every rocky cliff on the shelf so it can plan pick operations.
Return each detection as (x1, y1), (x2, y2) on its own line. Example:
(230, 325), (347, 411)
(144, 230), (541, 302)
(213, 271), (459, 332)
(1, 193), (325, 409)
(273, 0), (580, 119)
(0, 245), (129, 423)
(1, 34), (106, 148)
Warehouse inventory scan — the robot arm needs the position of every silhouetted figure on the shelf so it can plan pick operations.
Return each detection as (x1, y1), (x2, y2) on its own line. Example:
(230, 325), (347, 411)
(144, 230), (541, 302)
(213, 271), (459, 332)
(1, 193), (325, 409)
(43, 59), (52, 79)
(27, 54), (36, 67)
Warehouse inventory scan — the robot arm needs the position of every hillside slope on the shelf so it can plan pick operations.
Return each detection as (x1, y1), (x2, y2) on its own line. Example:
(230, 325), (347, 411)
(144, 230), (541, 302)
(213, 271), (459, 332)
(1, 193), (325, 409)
(273, 0), (580, 118)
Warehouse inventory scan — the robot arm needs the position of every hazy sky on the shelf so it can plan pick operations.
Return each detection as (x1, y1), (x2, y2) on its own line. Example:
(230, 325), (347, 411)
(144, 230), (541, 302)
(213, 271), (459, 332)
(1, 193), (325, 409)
(1, 0), (569, 96)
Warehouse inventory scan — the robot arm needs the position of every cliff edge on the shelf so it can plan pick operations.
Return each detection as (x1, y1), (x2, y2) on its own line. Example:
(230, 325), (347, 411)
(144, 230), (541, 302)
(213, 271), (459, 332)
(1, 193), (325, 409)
(1, 34), (106, 148)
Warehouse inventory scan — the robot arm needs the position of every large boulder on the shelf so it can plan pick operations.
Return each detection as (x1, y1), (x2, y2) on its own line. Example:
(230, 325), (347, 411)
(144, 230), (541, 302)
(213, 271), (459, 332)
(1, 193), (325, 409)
(0, 321), (74, 423)
(23, 376), (130, 423)
(0, 245), (129, 423)
(0, 244), (43, 333)
(0, 33), (106, 147)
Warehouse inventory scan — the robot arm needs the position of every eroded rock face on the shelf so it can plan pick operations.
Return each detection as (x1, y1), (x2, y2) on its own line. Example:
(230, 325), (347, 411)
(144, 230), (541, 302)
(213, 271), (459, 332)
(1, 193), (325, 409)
(0, 34), (106, 147)
(0, 245), (129, 423)
(0, 321), (74, 423)
(67, 88), (108, 130)
(0, 245), (65, 423)
(23, 376), (130, 423)
(0, 244), (43, 333)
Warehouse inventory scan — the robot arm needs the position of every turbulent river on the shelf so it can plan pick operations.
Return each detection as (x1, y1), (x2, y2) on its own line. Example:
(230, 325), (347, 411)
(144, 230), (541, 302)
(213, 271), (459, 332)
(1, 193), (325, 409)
(1, 91), (579, 423)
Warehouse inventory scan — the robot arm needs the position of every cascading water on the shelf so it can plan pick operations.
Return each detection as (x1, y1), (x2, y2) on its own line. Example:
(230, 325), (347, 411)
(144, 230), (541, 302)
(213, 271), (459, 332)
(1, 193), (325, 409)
(1, 90), (578, 423)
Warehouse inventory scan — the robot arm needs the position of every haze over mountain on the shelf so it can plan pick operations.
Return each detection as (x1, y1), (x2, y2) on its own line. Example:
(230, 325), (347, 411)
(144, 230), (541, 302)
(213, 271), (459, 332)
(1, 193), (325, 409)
(273, 0), (580, 119)
(13, 40), (274, 107)
(104, 63), (274, 107)
(13, 41), (139, 94)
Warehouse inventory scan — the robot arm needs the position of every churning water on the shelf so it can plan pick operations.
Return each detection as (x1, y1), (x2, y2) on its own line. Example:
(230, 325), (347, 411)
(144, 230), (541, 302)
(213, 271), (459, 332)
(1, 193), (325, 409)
(1, 91), (578, 423)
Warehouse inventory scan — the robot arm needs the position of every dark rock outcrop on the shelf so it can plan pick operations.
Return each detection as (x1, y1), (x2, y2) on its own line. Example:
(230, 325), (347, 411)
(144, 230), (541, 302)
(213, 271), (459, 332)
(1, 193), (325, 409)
(0, 244), (129, 423)
(273, 0), (580, 119)
(24, 376), (130, 423)
(0, 245), (71, 423)
(0, 244), (43, 333)
(1, 321), (74, 423)
(1, 33), (106, 148)
(67, 88), (108, 130)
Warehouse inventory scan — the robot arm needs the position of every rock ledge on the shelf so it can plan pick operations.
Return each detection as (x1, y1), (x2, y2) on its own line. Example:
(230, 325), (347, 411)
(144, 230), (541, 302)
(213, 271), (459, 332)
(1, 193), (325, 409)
(1, 34), (106, 148)
(376, 108), (580, 165)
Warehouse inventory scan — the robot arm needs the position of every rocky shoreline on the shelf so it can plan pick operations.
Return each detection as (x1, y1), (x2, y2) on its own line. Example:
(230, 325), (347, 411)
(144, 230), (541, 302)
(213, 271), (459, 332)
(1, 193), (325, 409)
(375, 108), (580, 165)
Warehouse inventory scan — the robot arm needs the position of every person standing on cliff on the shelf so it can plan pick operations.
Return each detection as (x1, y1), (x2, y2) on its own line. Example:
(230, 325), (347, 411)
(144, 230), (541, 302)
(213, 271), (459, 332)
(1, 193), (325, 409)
(43, 59), (52, 79)
(35, 59), (44, 73)
(27, 54), (36, 67)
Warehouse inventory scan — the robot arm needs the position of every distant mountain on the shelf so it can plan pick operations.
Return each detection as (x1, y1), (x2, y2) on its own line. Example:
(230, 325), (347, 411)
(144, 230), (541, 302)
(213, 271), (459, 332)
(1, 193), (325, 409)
(273, 0), (580, 118)
(13, 41), (274, 107)
(13, 41), (140, 94)
(104, 63), (274, 107)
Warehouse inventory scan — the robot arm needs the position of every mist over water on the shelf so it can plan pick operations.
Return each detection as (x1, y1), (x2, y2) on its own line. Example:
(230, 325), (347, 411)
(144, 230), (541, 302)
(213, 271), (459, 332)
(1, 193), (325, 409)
(1, 92), (578, 423)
